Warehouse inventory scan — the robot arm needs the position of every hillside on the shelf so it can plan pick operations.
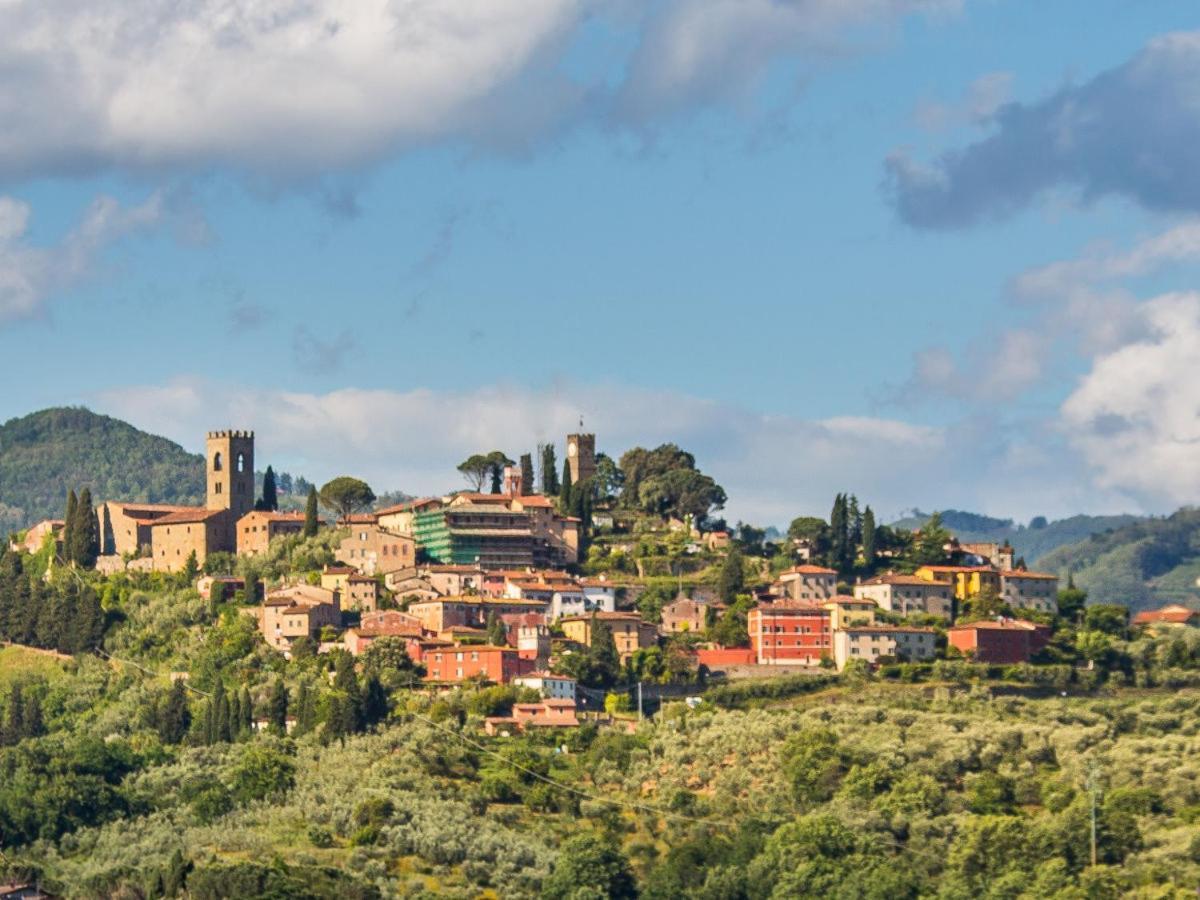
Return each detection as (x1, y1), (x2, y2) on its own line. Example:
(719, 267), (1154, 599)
(1039, 507), (1200, 610)
(0, 407), (204, 530)
(891, 508), (1143, 565)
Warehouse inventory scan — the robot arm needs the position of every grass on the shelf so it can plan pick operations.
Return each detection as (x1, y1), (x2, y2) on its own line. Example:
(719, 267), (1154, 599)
(0, 643), (72, 697)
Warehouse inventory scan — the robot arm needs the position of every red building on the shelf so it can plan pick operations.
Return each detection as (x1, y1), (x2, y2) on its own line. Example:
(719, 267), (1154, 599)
(423, 645), (530, 683)
(947, 619), (1051, 664)
(747, 604), (831, 665)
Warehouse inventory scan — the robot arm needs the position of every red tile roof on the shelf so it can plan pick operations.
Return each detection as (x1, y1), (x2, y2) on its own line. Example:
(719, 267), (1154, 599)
(1132, 605), (1198, 625)
(151, 507), (226, 526)
(780, 565), (838, 575)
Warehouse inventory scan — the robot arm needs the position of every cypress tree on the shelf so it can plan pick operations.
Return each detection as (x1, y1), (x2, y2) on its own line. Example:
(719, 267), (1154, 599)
(63, 489), (78, 565)
(294, 680), (316, 735)
(560, 461), (573, 512)
(182, 551), (200, 584)
(262, 466), (278, 512)
(268, 678), (289, 733)
(203, 695), (216, 745)
(160, 679), (191, 744)
(303, 486), (319, 537)
(589, 616), (620, 683)
(240, 686), (253, 734)
(23, 692), (43, 739)
(519, 453), (535, 496)
(862, 506), (877, 568)
(334, 654), (363, 732)
(77, 487), (100, 566)
(229, 690), (243, 738)
(4, 683), (24, 744)
(363, 674), (388, 728)
(541, 445), (559, 495)
(717, 545), (745, 603)
(486, 612), (507, 646)
(214, 682), (231, 743)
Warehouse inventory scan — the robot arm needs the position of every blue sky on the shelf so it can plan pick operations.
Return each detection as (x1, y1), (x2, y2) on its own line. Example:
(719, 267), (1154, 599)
(3, 0), (1200, 526)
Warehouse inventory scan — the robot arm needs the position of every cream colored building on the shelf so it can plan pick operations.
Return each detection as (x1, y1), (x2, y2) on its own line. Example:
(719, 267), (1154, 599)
(260, 584), (341, 651)
(775, 565), (838, 602)
(833, 625), (937, 670)
(854, 574), (954, 620)
(338, 524), (416, 576)
(823, 596), (878, 631)
(1000, 571), (1058, 613)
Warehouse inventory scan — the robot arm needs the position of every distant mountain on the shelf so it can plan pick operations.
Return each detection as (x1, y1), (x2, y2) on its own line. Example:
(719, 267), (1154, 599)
(0, 407), (205, 530)
(1038, 508), (1200, 611)
(890, 508), (1145, 566)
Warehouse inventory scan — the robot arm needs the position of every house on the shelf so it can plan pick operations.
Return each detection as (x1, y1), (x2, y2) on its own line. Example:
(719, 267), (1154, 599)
(423, 564), (486, 596)
(149, 507), (231, 572)
(959, 541), (1016, 572)
(823, 596), (878, 630)
(383, 571), (441, 602)
(833, 624), (937, 670)
(854, 573), (954, 619)
(1000, 571), (1059, 613)
(559, 612), (659, 662)
(513, 671), (577, 701)
(747, 604), (831, 666)
(484, 698), (579, 735)
(503, 613), (552, 664)
(774, 565), (839, 603)
(236, 509), (306, 556)
(10, 519), (64, 555)
(660, 596), (715, 633)
(914, 565), (1001, 602)
(1132, 605), (1200, 628)
(704, 531), (732, 551)
(319, 565), (356, 593)
(948, 619), (1051, 664)
(96, 501), (194, 558)
(413, 497), (536, 569)
(405, 596), (549, 633)
(260, 584), (341, 651)
(581, 578), (618, 611)
(373, 497), (441, 536)
(344, 574), (379, 612)
(423, 644), (528, 683)
(338, 525), (416, 576)
(196, 574), (245, 601)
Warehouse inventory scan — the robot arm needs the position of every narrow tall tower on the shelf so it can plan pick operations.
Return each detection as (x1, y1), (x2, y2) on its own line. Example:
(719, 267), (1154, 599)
(206, 430), (255, 521)
(566, 432), (596, 485)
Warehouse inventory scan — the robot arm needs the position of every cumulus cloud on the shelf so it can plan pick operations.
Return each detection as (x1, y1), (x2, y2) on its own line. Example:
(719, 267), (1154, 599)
(0, 0), (958, 184)
(913, 70), (1013, 131)
(0, 192), (165, 323)
(887, 31), (1200, 227)
(1061, 292), (1200, 506)
(92, 378), (977, 525)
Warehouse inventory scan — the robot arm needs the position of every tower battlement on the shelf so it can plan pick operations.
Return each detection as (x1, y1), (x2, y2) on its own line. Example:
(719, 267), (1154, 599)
(207, 430), (255, 439)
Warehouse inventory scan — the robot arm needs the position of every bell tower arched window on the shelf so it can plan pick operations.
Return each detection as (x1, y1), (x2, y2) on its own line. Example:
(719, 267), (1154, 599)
(213, 452), (223, 472)
(236, 453), (245, 473)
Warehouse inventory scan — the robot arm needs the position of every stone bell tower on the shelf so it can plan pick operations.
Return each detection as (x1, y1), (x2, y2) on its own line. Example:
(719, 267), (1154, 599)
(566, 429), (596, 485)
(206, 430), (255, 522)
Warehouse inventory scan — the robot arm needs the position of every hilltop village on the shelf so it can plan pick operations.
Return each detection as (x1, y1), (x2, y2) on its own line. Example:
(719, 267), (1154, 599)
(9, 426), (1190, 710)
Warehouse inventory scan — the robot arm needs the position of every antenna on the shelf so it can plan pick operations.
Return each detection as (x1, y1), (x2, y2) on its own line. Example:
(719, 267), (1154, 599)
(579, 415), (584, 430)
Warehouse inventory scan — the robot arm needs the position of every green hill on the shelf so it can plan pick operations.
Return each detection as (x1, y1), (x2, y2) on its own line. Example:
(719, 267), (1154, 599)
(1038, 507), (1200, 611)
(0, 407), (204, 530)
(890, 508), (1144, 565)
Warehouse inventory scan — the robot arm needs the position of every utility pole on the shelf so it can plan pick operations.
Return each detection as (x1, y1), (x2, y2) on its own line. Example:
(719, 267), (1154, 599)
(1086, 760), (1099, 868)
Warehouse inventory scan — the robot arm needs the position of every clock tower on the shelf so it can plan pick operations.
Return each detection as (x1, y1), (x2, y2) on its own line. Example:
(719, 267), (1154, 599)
(566, 431), (596, 486)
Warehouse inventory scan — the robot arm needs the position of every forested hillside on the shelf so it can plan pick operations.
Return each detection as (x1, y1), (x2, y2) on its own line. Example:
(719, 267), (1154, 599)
(1040, 508), (1200, 610)
(891, 509), (1143, 566)
(0, 408), (204, 530)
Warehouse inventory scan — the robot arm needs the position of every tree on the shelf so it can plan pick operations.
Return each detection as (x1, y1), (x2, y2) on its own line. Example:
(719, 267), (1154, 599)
(541, 833), (637, 900)
(294, 680), (317, 736)
(589, 617), (621, 684)
(541, 444), (559, 495)
(560, 460), (573, 512)
(718, 546), (745, 603)
(318, 477), (375, 523)
(259, 466), (278, 512)
(486, 612), (507, 647)
(636, 469), (726, 523)
(183, 550), (200, 584)
(1058, 582), (1088, 622)
(303, 486), (319, 537)
(862, 506), (877, 568)
(519, 453), (535, 496)
(75, 487), (99, 567)
(158, 679), (191, 744)
(457, 454), (492, 492)
(592, 453), (624, 501)
(486, 451), (515, 494)
(268, 679), (289, 734)
(913, 511), (951, 565)
(62, 489), (78, 564)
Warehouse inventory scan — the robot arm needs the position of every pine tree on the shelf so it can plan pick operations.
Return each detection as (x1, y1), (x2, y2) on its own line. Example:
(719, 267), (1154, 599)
(862, 506), (877, 568)
(268, 678), (289, 733)
(63, 489), (78, 565)
(560, 461), (573, 512)
(519, 453), (535, 496)
(262, 466), (278, 512)
(542, 445), (559, 495)
(303, 486), (319, 537)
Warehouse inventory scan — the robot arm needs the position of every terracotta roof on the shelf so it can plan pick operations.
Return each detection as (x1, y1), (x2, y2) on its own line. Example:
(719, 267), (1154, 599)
(151, 507), (226, 526)
(560, 611), (644, 623)
(1132, 605), (1197, 625)
(780, 565), (838, 575)
(1001, 570), (1058, 580)
(751, 604), (830, 615)
(323, 566), (356, 575)
(920, 565), (996, 573)
(825, 596), (877, 606)
(859, 574), (942, 587)
(347, 574), (376, 583)
(515, 495), (554, 508)
(949, 619), (1040, 632)
(841, 624), (936, 634)
(375, 497), (440, 515)
(241, 510), (306, 522)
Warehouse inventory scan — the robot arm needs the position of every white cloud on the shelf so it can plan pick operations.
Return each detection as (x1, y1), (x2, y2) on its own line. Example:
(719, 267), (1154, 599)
(92, 377), (965, 526)
(0, 192), (165, 323)
(913, 70), (1012, 131)
(1061, 292), (1200, 505)
(0, 0), (958, 183)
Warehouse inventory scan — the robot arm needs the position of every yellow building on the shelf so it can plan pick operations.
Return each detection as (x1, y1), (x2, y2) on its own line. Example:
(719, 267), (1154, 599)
(823, 596), (877, 631)
(914, 565), (1000, 601)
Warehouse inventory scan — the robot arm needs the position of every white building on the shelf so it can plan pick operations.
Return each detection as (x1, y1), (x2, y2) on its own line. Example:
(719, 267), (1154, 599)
(513, 671), (577, 701)
(833, 625), (937, 671)
(853, 574), (954, 620)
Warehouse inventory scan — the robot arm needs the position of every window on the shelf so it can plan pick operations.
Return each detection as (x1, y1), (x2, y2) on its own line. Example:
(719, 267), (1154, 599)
(213, 452), (223, 471)
(215, 482), (222, 494)
(236, 453), (246, 473)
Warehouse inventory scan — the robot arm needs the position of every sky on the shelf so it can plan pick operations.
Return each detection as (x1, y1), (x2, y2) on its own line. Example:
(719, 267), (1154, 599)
(2, 0), (1200, 528)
